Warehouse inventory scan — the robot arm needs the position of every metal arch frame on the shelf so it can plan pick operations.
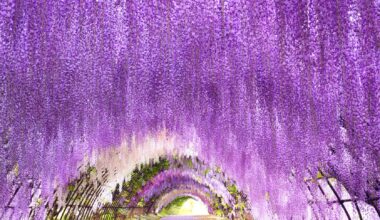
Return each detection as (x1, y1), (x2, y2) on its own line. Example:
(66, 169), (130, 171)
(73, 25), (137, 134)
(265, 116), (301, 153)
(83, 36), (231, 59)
(46, 168), (109, 220)
(304, 168), (380, 220)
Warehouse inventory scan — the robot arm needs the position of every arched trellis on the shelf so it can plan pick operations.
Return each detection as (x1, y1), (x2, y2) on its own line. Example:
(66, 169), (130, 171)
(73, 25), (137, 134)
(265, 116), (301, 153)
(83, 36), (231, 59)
(44, 154), (252, 219)
(2, 129), (378, 220)
(2, 157), (379, 219)
(46, 168), (109, 220)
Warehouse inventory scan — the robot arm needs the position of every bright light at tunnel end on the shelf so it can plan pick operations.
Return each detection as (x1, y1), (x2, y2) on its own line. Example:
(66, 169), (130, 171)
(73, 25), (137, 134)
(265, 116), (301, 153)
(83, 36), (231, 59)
(173, 197), (209, 216)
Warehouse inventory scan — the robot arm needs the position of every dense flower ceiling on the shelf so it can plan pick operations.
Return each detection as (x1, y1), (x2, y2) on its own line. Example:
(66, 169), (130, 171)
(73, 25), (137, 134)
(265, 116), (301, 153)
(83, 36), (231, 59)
(0, 0), (379, 219)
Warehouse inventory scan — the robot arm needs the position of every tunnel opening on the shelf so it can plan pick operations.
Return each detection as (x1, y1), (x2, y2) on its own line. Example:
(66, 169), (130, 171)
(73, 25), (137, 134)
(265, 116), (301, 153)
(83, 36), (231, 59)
(158, 195), (209, 216)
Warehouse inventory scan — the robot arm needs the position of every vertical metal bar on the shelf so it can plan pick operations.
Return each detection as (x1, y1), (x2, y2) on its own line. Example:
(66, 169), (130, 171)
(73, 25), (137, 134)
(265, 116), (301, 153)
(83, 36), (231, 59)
(82, 185), (105, 220)
(353, 200), (363, 220)
(73, 182), (94, 220)
(76, 183), (96, 220)
(46, 195), (58, 219)
(28, 181), (41, 219)
(59, 176), (85, 218)
(62, 182), (91, 220)
(82, 173), (108, 220)
(1, 184), (21, 220)
(79, 188), (99, 220)
(325, 178), (351, 220)
(307, 169), (327, 199)
(6, 184), (22, 207)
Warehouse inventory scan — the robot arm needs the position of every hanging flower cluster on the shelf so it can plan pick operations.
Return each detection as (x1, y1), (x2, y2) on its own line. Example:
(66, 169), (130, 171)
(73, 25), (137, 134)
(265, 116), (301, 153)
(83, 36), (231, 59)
(0, 0), (378, 218)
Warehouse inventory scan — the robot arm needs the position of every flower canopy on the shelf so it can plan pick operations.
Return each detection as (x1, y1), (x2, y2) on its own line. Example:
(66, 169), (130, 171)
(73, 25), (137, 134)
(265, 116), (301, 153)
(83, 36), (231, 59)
(0, 0), (379, 219)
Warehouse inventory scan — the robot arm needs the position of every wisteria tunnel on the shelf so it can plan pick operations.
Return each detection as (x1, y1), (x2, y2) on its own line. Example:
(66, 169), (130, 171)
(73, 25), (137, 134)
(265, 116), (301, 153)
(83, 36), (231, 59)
(0, 0), (379, 219)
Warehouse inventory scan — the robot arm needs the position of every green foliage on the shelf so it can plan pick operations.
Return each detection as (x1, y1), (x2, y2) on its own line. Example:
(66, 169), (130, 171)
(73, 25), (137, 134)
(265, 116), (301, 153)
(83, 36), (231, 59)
(87, 166), (97, 173)
(158, 196), (193, 216)
(227, 184), (238, 195)
(235, 202), (246, 210)
(215, 166), (222, 173)
(13, 163), (19, 177)
(67, 184), (75, 192)
(204, 168), (210, 176)
(137, 197), (145, 207)
(215, 209), (224, 217)
(185, 158), (194, 168)
(99, 209), (115, 220)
